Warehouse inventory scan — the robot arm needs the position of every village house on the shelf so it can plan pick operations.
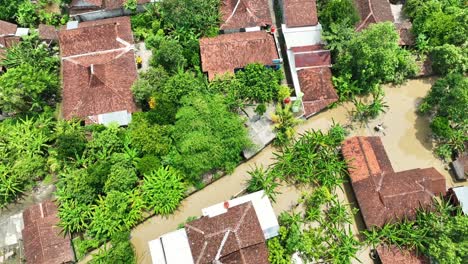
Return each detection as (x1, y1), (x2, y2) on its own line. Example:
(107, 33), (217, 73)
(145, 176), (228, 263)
(148, 191), (279, 264)
(200, 31), (279, 80)
(69, 0), (154, 21)
(200, 0), (280, 80)
(281, 0), (338, 118)
(38, 24), (59, 43)
(342, 136), (447, 264)
(58, 16), (138, 126)
(22, 201), (75, 264)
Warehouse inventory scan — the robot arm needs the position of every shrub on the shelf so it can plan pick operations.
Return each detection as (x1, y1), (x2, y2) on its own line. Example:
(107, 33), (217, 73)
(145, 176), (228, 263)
(151, 37), (187, 73)
(430, 44), (468, 75)
(271, 104), (300, 147)
(170, 94), (250, 181)
(131, 66), (169, 109)
(89, 231), (136, 264)
(127, 115), (173, 156)
(103, 163), (138, 194)
(317, 0), (359, 30)
(141, 166), (186, 215)
(246, 165), (281, 202)
(136, 155), (162, 175)
(236, 63), (283, 103)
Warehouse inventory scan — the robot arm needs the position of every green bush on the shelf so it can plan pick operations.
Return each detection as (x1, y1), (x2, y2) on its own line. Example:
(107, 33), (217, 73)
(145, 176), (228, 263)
(131, 66), (169, 109)
(430, 44), (468, 75)
(317, 0), (359, 30)
(170, 94), (250, 181)
(151, 37), (187, 73)
(236, 63), (283, 103)
(335, 22), (418, 93)
(246, 165), (281, 202)
(127, 115), (173, 156)
(141, 166), (186, 215)
(136, 155), (162, 175)
(89, 231), (136, 264)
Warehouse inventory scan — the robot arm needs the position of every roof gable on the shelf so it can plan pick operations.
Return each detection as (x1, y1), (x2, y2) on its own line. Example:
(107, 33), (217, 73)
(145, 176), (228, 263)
(354, 0), (394, 31)
(59, 17), (137, 122)
(0, 20), (17, 36)
(185, 202), (267, 264)
(220, 0), (273, 30)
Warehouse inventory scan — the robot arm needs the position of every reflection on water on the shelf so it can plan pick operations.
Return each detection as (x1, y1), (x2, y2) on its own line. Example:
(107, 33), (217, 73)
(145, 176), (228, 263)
(129, 78), (460, 264)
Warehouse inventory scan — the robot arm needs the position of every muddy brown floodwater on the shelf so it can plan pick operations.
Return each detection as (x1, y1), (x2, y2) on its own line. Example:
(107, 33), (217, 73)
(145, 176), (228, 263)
(122, 78), (464, 264)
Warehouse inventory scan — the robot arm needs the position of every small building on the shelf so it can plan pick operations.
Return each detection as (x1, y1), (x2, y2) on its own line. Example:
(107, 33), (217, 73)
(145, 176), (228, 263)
(22, 201), (75, 264)
(220, 0), (273, 32)
(58, 17), (138, 125)
(376, 245), (428, 264)
(199, 31), (280, 80)
(148, 190), (279, 264)
(69, 0), (153, 21)
(280, 1), (338, 118)
(341, 136), (447, 228)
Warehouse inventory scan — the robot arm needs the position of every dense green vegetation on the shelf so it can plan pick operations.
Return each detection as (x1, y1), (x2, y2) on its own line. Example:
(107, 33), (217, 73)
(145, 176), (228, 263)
(404, 0), (467, 157)
(0, 33), (60, 114)
(419, 74), (467, 159)
(364, 199), (468, 264)
(0, 0), (68, 27)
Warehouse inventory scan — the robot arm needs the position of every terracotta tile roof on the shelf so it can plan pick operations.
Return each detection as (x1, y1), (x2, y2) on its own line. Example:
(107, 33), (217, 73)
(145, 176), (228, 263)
(283, 0), (318, 27)
(185, 202), (269, 264)
(22, 201), (75, 264)
(38, 24), (58, 41)
(354, 0), (394, 31)
(341, 136), (447, 228)
(199, 31), (279, 80)
(293, 45), (337, 118)
(220, 0), (272, 30)
(299, 68), (338, 117)
(58, 17), (137, 123)
(395, 21), (414, 46)
(0, 20), (17, 36)
(377, 245), (429, 264)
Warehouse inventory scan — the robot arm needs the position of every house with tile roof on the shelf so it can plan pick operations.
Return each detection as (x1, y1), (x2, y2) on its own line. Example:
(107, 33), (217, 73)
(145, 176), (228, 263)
(148, 190), (279, 264)
(58, 16), (138, 125)
(280, 0), (338, 118)
(341, 136), (447, 228)
(342, 136), (446, 264)
(220, 0), (273, 32)
(22, 201), (75, 264)
(199, 31), (279, 80)
(69, 0), (154, 21)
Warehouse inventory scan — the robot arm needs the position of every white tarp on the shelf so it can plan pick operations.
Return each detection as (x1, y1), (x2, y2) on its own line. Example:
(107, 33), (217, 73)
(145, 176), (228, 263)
(453, 186), (468, 215)
(282, 24), (322, 49)
(148, 228), (194, 264)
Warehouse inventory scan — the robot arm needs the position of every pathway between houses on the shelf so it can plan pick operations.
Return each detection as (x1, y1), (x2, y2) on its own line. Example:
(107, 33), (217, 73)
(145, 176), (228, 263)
(122, 78), (462, 264)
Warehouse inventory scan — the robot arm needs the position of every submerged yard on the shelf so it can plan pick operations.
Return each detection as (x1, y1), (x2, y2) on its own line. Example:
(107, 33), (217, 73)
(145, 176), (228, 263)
(126, 78), (462, 264)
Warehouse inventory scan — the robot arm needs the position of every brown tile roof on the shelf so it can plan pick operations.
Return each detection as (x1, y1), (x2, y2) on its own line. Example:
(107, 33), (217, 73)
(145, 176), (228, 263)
(354, 0), (394, 31)
(0, 20), (17, 36)
(58, 17), (137, 123)
(220, 0), (273, 30)
(199, 31), (279, 80)
(395, 21), (414, 46)
(341, 136), (447, 228)
(293, 45), (337, 118)
(283, 0), (318, 27)
(377, 245), (429, 264)
(185, 202), (269, 264)
(299, 67), (338, 117)
(22, 201), (75, 264)
(38, 24), (58, 41)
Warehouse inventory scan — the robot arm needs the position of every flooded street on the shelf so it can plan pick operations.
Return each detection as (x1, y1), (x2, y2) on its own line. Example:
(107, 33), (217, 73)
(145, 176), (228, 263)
(129, 78), (462, 264)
